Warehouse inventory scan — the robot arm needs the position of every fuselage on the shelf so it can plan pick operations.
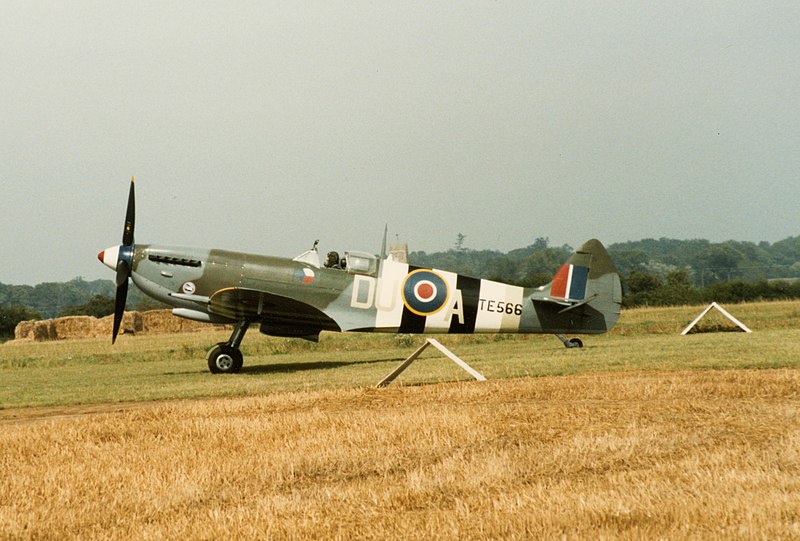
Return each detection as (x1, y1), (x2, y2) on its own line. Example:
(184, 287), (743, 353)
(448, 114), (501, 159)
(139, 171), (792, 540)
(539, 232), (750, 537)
(105, 243), (620, 338)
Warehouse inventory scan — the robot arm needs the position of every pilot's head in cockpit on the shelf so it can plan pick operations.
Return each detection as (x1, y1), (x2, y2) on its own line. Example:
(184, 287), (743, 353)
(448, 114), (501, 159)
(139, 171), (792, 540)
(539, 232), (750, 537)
(325, 251), (340, 268)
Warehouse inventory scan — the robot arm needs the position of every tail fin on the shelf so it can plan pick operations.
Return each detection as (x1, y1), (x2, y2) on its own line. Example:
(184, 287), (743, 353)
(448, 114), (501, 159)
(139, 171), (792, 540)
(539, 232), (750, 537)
(550, 261), (590, 302)
(529, 239), (622, 333)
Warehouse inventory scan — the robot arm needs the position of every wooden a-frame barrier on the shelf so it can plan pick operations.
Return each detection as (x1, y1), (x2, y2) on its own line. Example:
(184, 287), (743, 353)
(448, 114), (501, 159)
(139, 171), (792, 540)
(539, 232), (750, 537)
(680, 302), (752, 335)
(377, 338), (486, 388)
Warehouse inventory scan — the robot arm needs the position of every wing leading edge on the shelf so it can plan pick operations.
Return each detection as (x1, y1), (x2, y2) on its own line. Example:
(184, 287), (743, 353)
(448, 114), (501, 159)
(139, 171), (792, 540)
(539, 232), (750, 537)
(208, 287), (341, 340)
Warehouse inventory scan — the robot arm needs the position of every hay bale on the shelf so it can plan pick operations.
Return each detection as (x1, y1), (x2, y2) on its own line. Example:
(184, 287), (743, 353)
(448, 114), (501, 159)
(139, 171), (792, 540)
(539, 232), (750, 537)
(14, 320), (36, 341)
(140, 309), (228, 334)
(12, 309), (230, 342)
(141, 310), (185, 334)
(121, 312), (143, 335)
(32, 321), (55, 341)
(93, 312), (143, 337)
(53, 316), (96, 340)
(94, 314), (114, 338)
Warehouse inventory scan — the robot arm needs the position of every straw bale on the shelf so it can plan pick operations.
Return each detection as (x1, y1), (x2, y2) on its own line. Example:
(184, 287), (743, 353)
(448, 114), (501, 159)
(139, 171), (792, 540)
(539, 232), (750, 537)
(141, 310), (228, 334)
(12, 309), (229, 342)
(141, 310), (187, 334)
(14, 321), (36, 341)
(93, 312), (143, 337)
(121, 312), (143, 335)
(32, 321), (55, 341)
(52, 316), (96, 340)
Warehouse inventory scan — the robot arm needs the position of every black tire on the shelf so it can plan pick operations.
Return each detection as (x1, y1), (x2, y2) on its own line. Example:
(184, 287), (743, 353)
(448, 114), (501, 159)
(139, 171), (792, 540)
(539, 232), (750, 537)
(567, 338), (584, 348)
(207, 343), (244, 374)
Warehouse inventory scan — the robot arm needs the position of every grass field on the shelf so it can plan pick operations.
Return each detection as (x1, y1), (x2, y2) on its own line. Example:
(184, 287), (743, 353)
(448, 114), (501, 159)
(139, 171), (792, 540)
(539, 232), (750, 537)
(1, 301), (799, 539)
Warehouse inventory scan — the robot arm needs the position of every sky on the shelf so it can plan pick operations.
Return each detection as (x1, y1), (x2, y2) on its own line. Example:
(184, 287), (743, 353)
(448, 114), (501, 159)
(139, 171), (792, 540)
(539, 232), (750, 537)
(2, 1), (799, 285)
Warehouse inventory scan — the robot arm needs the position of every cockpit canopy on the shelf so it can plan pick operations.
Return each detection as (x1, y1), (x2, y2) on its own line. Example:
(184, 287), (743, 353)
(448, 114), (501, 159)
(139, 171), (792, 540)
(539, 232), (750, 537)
(344, 251), (379, 276)
(293, 247), (379, 276)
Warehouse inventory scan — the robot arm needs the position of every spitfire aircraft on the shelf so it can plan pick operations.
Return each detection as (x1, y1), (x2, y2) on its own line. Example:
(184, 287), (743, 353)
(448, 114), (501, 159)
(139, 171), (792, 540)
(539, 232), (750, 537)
(98, 179), (622, 373)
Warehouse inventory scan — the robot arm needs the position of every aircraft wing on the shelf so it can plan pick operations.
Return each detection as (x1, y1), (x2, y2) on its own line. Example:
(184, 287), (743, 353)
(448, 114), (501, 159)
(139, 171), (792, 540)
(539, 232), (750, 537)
(207, 287), (341, 334)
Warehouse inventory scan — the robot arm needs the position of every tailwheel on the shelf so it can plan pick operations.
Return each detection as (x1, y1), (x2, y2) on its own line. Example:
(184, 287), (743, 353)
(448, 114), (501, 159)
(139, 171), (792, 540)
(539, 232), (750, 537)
(207, 342), (244, 374)
(555, 334), (584, 349)
(566, 338), (583, 348)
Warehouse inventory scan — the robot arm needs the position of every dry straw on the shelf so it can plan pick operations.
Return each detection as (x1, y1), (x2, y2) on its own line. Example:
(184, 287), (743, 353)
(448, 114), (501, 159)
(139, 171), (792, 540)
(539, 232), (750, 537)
(1, 369), (798, 539)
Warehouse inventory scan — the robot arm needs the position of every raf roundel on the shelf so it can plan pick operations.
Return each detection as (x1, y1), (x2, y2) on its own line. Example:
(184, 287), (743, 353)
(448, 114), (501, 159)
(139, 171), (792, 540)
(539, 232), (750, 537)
(402, 269), (450, 316)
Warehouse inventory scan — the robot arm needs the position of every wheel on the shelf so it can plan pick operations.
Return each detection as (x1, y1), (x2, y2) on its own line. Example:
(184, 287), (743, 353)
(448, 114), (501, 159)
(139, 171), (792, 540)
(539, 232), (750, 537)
(207, 344), (243, 373)
(207, 342), (244, 374)
(566, 338), (584, 348)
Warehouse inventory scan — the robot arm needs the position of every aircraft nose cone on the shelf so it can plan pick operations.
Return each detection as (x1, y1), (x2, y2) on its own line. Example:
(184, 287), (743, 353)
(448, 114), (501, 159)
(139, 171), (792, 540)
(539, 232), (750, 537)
(98, 245), (121, 271)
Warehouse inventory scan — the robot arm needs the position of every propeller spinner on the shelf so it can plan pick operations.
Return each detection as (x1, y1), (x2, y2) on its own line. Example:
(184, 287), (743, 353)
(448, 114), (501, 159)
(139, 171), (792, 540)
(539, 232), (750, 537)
(97, 177), (136, 343)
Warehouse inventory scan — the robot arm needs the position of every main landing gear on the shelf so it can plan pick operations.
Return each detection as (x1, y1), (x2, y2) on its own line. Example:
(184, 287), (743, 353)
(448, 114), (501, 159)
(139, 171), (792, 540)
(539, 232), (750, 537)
(208, 321), (250, 374)
(555, 334), (583, 349)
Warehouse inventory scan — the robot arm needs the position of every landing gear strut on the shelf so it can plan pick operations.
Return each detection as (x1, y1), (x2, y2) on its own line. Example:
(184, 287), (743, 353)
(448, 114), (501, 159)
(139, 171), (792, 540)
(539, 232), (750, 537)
(555, 334), (583, 349)
(208, 321), (250, 374)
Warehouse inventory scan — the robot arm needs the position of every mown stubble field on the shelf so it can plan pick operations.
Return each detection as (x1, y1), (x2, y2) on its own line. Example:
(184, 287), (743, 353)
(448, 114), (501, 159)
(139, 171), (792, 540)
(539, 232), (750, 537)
(1, 301), (799, 539)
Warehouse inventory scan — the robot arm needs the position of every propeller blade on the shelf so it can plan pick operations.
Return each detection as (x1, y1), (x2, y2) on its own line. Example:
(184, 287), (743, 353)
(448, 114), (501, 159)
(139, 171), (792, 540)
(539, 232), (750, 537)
(111, 177), (134, 344)
(115, 259), (130, 288)
(122, 177), (135, 246)
(112, 275), (128, 344)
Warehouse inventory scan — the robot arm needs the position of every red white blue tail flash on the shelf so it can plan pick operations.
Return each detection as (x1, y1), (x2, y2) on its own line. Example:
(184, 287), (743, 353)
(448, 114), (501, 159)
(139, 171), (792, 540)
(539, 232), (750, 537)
(550, 264), (589, 301)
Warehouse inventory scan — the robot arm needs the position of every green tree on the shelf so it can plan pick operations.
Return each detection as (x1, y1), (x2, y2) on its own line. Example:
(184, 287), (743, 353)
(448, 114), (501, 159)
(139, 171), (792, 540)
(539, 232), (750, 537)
(59, 295), (116, 318)
(454, 233), (467, 252)
(625, 271), (662, 295)
(0, 304), (43, 340)
(665, 269), (692, 288)
(608, 249), (649, 275)
(697, 245), (745, 284)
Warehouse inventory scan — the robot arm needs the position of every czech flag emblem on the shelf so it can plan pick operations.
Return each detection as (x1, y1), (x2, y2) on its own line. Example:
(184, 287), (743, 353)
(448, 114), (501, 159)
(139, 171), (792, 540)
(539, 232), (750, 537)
(296, 268), (315, 284)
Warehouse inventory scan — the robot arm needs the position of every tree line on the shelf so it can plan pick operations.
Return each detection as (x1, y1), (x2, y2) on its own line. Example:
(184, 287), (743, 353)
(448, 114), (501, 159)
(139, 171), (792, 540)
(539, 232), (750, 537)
(2, 235), (800, 340)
